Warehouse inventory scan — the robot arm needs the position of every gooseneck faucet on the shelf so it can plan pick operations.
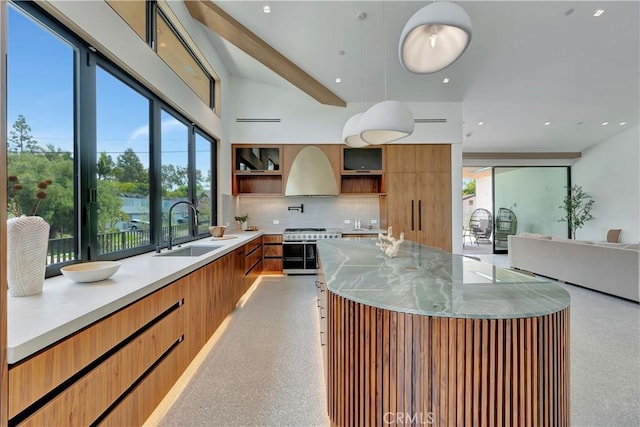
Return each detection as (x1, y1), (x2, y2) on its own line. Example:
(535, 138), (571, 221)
(168, 200), (199, 250)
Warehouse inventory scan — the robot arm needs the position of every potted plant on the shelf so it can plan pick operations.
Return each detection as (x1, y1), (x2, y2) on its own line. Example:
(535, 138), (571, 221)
(234, 213), (249, 231)
(558, 184), (595, 239)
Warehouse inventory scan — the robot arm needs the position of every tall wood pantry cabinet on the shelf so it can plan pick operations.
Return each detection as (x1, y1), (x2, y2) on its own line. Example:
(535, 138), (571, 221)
(385, 144), (452, 251)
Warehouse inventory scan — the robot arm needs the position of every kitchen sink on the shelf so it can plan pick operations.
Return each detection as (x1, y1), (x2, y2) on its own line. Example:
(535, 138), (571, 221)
(155, 245), (222, 257)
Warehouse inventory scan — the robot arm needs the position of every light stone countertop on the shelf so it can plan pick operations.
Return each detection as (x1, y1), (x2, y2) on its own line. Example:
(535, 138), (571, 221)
(317, 238), (570, 319)
(7, 231), (263, 364)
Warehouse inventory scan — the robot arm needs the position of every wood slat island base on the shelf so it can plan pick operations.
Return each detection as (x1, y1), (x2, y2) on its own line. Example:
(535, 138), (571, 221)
(327, 293), (569, 427)
(317, 238), (571, 427)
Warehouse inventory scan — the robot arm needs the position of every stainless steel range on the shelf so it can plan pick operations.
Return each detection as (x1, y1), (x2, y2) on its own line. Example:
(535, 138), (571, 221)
(282, 228), (341, 274)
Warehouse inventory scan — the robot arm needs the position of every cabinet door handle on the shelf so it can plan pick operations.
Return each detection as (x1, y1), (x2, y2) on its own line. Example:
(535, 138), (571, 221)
(411, 200), (415, 231)
(418, 200), (423, 231)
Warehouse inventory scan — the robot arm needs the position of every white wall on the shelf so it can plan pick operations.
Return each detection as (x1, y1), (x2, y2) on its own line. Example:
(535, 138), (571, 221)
(572, 125), (640, 243)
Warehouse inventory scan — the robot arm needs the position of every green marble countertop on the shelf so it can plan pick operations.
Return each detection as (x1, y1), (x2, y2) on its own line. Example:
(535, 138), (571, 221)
(317, 238), (570, 319)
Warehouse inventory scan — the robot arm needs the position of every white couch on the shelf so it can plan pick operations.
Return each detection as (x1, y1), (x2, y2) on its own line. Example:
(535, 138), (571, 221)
(508, 234), (639, 302)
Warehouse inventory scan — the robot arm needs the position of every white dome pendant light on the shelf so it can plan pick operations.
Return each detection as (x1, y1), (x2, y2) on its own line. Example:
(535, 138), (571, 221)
(399, 1), (472, 74)
(359, 2), (414, 145)
(343, 112), (369, 147)
(359, 100), (414, 144)
(342, 13), (369, 148)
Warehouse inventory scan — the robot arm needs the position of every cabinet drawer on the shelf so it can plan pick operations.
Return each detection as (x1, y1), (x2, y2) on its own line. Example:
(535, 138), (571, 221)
(263, 258), (283, 272)
(244, 237), (262, 255)
(264, 244), (283, 257)
(262, 234), (283, 244)
(245, 247), (263, 273)
(16, 308), (183, 426)
(8, 284), (182, 418)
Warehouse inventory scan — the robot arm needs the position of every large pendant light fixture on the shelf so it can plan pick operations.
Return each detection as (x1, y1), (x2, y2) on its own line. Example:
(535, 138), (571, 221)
(343, 12), (369, 148)
(399, 1), (472, 74)
(359, 1), (414, 145)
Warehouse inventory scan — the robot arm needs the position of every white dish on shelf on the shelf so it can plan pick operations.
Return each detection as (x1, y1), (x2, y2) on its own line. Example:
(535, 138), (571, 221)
(61, 261), (121, 283)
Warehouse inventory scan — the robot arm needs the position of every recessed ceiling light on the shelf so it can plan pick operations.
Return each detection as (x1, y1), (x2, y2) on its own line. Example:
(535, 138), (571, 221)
(602, 121), (609, 126)
(619, 121), (627, 126)
(594, 9), (605, 17)
(335, 78), (341, 83)
(564, 8), (575, 16)
(478, 121), (484, 126)
(159, 42), (167, 48)
(263, 5), (271, 14)
(442, 78), (450, 83)
(544, 122), (551, 126)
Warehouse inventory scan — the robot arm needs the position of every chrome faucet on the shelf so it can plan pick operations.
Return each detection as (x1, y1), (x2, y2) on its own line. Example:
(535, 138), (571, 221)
(168, 200), (199, 250)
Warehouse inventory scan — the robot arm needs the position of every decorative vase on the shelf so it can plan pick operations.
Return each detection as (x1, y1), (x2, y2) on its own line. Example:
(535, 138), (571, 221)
(7, 216), (50, 297)
(241, 221), (248, 231)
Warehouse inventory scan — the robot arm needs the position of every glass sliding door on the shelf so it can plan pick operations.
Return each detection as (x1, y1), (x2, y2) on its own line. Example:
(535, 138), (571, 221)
(493, 167), (569, 253)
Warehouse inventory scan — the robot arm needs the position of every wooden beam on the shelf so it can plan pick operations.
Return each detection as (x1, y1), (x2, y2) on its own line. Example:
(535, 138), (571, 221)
(185, 1), (346, 108)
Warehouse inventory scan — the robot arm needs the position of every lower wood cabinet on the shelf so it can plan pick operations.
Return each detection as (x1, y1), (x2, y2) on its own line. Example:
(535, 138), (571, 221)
(262, 234), (283, 273)
(8, 237), (262, 426)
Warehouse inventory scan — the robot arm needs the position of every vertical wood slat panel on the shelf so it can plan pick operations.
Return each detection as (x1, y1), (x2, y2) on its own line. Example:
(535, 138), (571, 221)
(325, 292), (569, 427)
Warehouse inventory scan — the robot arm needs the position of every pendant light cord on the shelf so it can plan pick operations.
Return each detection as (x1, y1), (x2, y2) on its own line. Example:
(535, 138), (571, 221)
(383, 0), (387, 101)
(360, 13), (364, 109)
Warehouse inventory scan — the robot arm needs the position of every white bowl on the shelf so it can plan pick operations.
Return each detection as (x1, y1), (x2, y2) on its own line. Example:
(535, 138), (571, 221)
(61, 261), (121, 283)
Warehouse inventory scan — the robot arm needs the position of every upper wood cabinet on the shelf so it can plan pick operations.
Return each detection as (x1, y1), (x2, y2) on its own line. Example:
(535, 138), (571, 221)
(340, 146), (386, 195)
(232, 145), (283, 195)
(387, 144), (450, 173)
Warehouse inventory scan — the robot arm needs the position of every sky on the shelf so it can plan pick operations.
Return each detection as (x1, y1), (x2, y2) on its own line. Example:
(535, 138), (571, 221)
(7, 4), (192, 171)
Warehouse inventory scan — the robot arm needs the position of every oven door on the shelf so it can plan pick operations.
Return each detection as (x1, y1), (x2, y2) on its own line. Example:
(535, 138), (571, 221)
(283, 242), (317, 274)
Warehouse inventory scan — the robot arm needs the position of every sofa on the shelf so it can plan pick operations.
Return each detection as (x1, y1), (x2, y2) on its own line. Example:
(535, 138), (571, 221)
(508, 233), (639, 302)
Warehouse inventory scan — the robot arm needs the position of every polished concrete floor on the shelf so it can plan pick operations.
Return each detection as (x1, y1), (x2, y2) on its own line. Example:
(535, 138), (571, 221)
(152, 256), (640, 427)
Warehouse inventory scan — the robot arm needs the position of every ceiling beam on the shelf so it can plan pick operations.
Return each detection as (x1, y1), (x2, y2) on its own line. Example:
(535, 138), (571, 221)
(185, 1), (346, 108)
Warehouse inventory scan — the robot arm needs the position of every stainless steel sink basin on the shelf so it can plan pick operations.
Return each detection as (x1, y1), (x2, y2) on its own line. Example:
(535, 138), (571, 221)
(155, 245), (222, 257)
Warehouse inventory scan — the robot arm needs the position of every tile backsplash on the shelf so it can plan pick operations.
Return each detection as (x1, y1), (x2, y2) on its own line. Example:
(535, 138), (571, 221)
(234, 195), (380, 230)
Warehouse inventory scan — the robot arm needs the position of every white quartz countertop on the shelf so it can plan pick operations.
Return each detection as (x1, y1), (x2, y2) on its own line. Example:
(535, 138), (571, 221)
(7, 231), (263, 364)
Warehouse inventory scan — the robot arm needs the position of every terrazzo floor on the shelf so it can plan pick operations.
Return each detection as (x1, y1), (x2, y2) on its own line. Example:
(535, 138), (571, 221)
(151, 257), (639, 427)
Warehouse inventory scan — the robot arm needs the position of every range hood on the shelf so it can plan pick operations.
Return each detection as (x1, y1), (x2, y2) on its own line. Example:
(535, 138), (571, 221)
(285, 146), (339, 196)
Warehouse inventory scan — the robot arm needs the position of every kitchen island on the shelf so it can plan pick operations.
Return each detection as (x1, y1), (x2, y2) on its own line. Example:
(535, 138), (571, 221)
(317, 238), (570, 427)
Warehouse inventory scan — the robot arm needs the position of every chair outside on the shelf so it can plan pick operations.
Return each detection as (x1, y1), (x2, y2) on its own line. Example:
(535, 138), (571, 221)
(469, 208), (493, 244)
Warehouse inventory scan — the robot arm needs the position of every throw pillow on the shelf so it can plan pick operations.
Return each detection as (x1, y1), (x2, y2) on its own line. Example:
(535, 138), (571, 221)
(606, 229), (622, 243)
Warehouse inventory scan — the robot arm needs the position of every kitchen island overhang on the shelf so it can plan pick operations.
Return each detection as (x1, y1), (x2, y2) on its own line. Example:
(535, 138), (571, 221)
(317, 238), (570, 427)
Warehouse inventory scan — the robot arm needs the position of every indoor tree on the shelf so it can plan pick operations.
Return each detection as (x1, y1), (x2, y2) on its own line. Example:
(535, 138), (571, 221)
(558, 185), (595, 239)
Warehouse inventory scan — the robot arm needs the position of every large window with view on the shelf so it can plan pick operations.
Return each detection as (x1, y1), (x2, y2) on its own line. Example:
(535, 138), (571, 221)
(96, 66), (152, 255)
(6, 3), (77, 272)
(5, 1), (218, 276)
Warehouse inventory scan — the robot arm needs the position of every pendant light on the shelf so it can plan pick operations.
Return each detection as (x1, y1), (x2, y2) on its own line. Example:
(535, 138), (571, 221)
(399, 1), (472, 74)
(342, 13), (369, 148)
(359, 1), (414, 145)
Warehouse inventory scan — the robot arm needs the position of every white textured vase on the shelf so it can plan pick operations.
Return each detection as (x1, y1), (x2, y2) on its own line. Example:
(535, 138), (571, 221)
(7, 216), (50, 297)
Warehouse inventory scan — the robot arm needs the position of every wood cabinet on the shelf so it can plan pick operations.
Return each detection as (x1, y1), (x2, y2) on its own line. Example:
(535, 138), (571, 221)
(340, 146), (386, 195)
(8, 237), (262, 426)
(244, 237), (263, 289)
(262, 234), (283, 273)
(385, 145), (451, 251)
(232, 145), (283, 195)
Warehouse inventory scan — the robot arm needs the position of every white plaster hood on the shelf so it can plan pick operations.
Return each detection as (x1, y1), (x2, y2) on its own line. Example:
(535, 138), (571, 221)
(285, 146), (338, 197)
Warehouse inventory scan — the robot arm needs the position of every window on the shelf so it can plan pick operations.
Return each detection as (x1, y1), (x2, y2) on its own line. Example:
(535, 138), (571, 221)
(156, 11), (212, 107)
(5, 1), (217, 274)
(96, 66), (151, 255)
(6, 3), (78, 272)
(105, 0), (147, 42)
(195, 132), (214, 234)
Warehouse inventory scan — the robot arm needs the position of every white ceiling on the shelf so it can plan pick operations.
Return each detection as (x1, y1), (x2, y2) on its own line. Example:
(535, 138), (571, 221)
(202, 1), (639, 153)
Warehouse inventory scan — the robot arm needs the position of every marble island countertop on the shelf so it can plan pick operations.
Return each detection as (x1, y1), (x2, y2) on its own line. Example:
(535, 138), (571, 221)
(317, 238), (570, 319)
(7, 231), (263, 364)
